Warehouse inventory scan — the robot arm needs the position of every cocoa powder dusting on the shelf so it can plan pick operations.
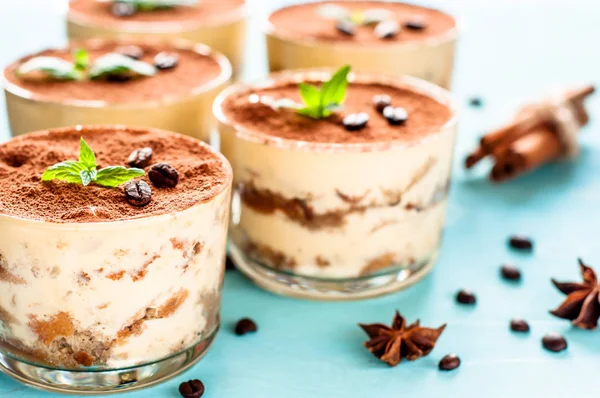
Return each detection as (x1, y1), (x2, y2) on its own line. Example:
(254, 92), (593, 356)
(0, 126), (231, 223)
(269, 1), (456, 44)
(222, 82), (451, 144)
(29, 312), (75, 346)
(4, 42), (223, 104)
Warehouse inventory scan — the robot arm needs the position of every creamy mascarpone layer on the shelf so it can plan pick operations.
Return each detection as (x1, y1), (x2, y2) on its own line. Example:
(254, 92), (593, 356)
(0, 188), (230, 369)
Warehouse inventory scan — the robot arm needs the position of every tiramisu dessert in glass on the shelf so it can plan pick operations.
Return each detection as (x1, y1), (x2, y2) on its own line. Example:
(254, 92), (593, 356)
(266, 1), (458, 89)
(0, 125), (232, 393)
(68, 0), (247, 77)
(215, 66), (457, 300)
(3, 39), (231, 141)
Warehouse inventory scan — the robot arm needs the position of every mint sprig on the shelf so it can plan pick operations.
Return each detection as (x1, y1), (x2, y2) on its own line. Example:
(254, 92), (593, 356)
(89, 53), (156, 80)
(105, 0), (199, 10)
(74, 49), (89, 72)
(42, 138), (144, 188)
(17, 57), (83, 81)
(297, 65), (351, 120)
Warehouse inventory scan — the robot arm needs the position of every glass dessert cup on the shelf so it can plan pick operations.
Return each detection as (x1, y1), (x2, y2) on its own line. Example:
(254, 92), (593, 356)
(67, 0), (247, 78)
(0, 126), (233, 394)
(265, 1), (458, 89)
(215, 70), (458, 300)
(3, 39), (232, 141)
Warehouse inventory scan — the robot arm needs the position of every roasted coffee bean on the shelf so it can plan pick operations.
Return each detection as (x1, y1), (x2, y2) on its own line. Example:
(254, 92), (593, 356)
(510, 319), (530, 333)
(336, 19), (356, 36)
(373, 94), (392, 113)
(154, 52), (179, 70)
(509, 235), (534, 251)
(542, 333), (567, 352)
(343, 112), (370, 131)
(439, 354), (460, 371)
(124, 180), (152, 207)
(456, 290), (476, 305)
(383, 106), (408, 125)
(111, 1), (136, 17)
(148, 163), (179, 188)
(404, 18), (427, 30)
(127, 147), (153, 168)
(469, 97), (483, 108)
(178, 379), (205, 398)
(235, 318), (258, 335)
(374, 20), (400, 39)
(501, 264), (522, 281)
(116, 45), (144, 60)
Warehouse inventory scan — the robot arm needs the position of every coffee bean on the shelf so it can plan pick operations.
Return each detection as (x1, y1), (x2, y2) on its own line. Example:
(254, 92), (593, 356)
(127, 147), (153, 168)
(373, 94), (392, 113)
(178, 379), (205, 398)
(542, 333), (567, 352)
(509, 235), (533, 251)
(500, 264), (522, 281)
(111, 1), (136, 17)
(404, 18), (427, 30)
(469, 97), (483, 108)
(235, 318), (258, 335)
(439, 354), (460, 371)
(336, 19), (356, 36)
(383, 106), (408, 125)
(456, 290), (476, 305)
(148, 163), (179, 188)
(154, 52), (179, 70)
(374, 20), (400, 39)
(343, 112), (369, 131)
(116, 45), (144, 60)
(510, 319), (530, 333)
(124, 180), (152, 207)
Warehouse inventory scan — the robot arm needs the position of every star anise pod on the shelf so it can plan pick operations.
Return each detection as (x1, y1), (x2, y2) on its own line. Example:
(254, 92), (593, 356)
(358, 311), (446, 366)
(550, 258), (600, 330)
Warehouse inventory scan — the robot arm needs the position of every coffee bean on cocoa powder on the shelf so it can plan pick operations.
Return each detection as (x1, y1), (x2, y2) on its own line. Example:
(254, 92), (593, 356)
(178, 379), (205, 398)
(439, 354), (460, 371)
(235, 318), (258, 335)
(336, 19), (356, 36)
(373, 94), (392, 113)
(374, 20), (400, 39)
(154, 52), (179, 70)
(116, 45), (144, 60)
(127, 147), (153, 168)
(500, 264), (522, 281)
(404, 18), (427, 30)
(542, 333), (567, 353)
(124, 180), (152, 207)
(383, 106), (409, 125)
(456, 290), (476, 305)
(343, 112), (370, 131)
(148, 163), (179, 188)
(111, 1), (136, 17)
(510, 319), (530, 333)
(508, 235), (534, 251)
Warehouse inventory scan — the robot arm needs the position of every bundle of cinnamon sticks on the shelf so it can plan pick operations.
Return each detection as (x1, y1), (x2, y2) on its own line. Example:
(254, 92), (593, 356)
(465, 85), (595, 182)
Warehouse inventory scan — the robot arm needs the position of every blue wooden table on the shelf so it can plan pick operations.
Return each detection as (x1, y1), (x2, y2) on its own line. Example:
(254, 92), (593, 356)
(1, 0), (599, 396)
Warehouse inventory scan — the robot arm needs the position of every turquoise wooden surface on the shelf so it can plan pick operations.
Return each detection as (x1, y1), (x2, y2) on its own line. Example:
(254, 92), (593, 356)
(1, 0), (600, 396)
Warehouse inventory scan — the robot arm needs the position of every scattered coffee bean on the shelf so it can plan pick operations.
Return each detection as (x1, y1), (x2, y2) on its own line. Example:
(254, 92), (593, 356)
(343, 112), (370, 131)
(500, 264), (522, 281)
(127, 147), (153, 168)
(124, 180), (152, 207)
(154, 52), (179, 70)
(374, 20), (400, 39)
(542, 333), (567, 352)
(235, 318), (258, 335)
(225, 255), (236, 271)
(336, 19), (356, 36)
(510, 319), (530, 333)
(373, 94), (392, 113)
(508, 235), (534, 251)
(439, 354), (460, 371)
(116, 45), (144, 60)
(148, 163), (179, 188)
(178, 379), (205, 398)
(456, 290), (476, 305)
(469, 97), (483, 108)
(383, 106), (408, 125)
(404, 18), (427, 30)
(111, 1), (137, 17)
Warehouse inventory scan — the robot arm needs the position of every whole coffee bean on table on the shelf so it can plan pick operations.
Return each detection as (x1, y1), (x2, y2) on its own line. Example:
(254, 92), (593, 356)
(178, 379), (205, 398)
(500, 264), (522, 281)
(439, 354), (460, 371)
(148, 163), (179, 188)
(124, 180), (152, 207)
(235, 318), (258, 335)
(542, 333), (567, 352)
(456, 290), (476, 305)
(508, 235), (534, 251)
(510, 319), (530, 333)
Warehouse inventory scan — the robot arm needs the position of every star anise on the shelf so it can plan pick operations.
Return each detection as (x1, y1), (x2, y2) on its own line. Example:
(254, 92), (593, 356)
(358, 311), (446, 366)
(550, 258), (600, 330)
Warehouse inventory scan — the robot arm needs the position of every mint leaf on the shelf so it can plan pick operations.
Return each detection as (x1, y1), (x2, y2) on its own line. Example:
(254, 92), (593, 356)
(78, 137), (97, 170)
(106, 0), (199, 11)
(320, 65), (351, 110)
(17, 57), (81, 81)
(297, 107), (323, 119)
(299, 83), (321, 109)
(95, 166), (145, 188)
(89, 53), (156, 80)
(73, 49), (89, 72)
(295, 65), (351, 119)
(42, 161), (86, 183)
(80, 169), (97, 186)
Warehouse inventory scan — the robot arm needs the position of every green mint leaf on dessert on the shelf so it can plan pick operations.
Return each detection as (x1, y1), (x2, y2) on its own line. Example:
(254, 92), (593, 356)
(296, 65), (351, 119)
(95, 166), (145, 188)
(73, 49), (89, 72)
(89, 53), (156, 80)
(42, 138), (144, 187)
(17, 57), (82, 81)
(107, 0), (199, 10)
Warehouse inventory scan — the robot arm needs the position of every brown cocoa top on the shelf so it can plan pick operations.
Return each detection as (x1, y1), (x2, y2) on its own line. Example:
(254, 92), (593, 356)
(269, 1), (456, 44)
(221, 81), (452, 144)
(0, 126), (232, 223)
(69, 0), (245, 26)
(4, 42), (224, 104)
